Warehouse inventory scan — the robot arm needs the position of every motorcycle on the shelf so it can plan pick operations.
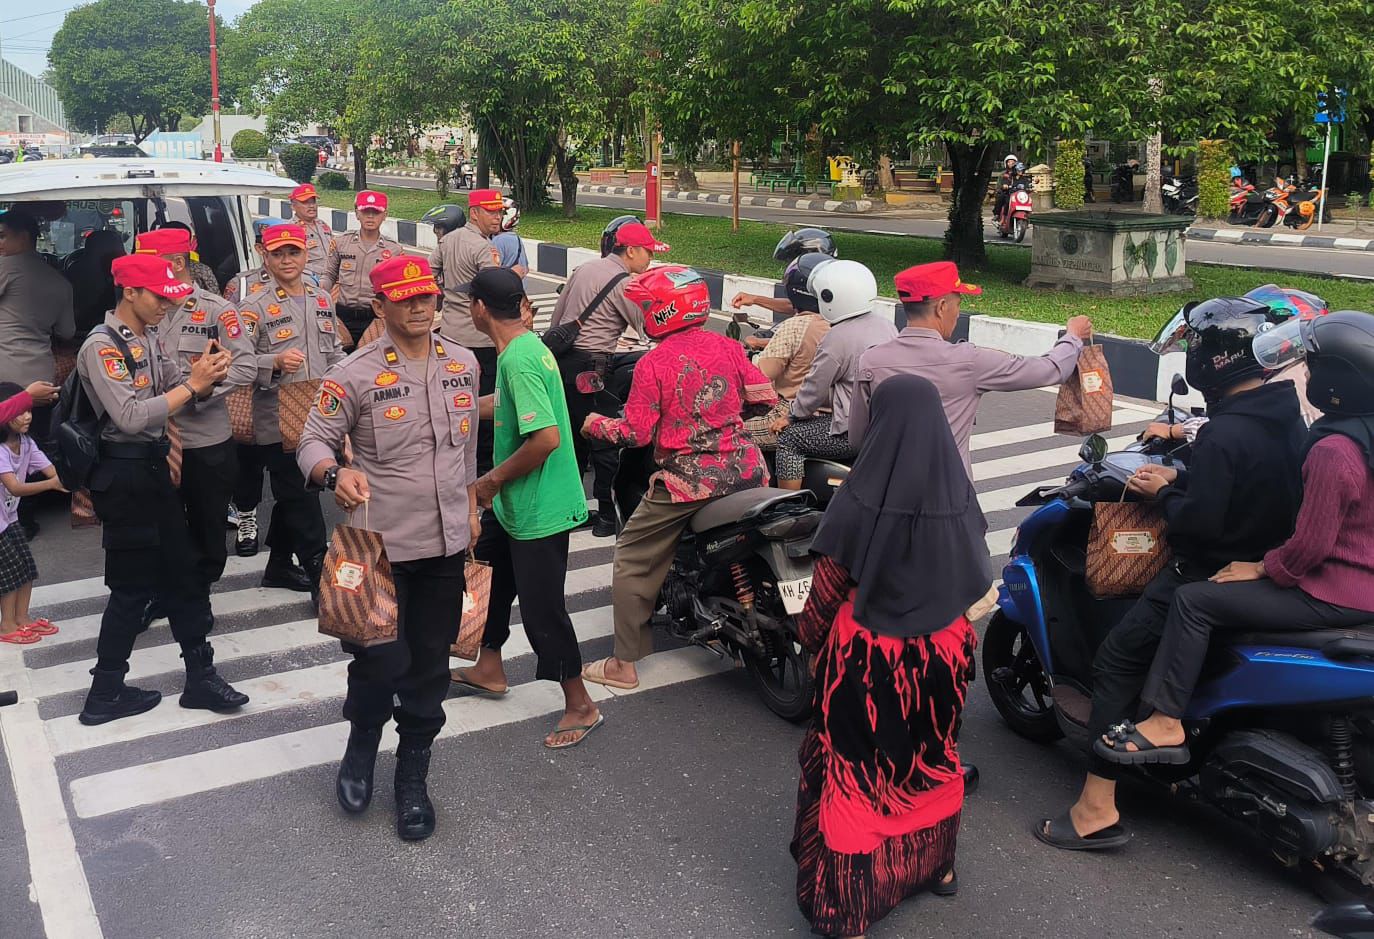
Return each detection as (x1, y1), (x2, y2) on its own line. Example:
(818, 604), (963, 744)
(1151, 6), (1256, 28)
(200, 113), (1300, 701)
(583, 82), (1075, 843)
(614, 446), (823, 722)
(1228, 181), (1268, 226)
(1283, 172), (1332, 231)
(451, 161), (476, 190)
(985, 379), (1374, 893)
(1161, 175), (1198, 215)
(997, 178), (1034, 243)
(1110, 162), (1139, 203)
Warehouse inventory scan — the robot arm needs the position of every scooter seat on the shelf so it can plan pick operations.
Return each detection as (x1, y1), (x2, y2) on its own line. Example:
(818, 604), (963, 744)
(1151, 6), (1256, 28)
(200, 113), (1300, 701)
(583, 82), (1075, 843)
(1226, 626), (1374, 653)
(690, 487), (812, 534)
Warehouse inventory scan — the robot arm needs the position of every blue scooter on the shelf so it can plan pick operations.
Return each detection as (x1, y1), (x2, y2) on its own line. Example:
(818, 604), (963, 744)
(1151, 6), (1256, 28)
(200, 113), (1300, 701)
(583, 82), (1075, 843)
(986, 383), (1374, 893)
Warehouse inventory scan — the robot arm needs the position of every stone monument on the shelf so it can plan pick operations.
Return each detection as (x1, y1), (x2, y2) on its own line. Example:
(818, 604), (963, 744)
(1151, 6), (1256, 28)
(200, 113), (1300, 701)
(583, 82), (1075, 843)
(1026, 211), (1192, 296)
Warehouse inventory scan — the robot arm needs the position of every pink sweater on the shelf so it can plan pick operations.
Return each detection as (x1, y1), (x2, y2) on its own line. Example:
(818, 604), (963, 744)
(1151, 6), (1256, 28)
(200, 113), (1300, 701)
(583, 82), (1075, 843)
(1264, 435), (1374, 612)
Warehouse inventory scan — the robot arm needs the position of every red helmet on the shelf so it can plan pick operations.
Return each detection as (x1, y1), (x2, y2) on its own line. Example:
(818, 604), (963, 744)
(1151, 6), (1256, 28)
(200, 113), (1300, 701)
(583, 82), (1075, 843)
(626, 265), (712, 340)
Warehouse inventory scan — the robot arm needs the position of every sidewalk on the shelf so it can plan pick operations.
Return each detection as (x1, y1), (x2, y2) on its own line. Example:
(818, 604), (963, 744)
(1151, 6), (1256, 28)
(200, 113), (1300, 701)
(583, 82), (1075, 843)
(1188, 219), (1374, 252)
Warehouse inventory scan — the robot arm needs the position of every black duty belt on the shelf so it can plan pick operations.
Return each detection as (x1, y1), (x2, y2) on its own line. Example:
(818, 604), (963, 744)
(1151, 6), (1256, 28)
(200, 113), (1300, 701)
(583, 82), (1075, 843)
(101, 439), (171, 460)
(337, 304), (373, 316)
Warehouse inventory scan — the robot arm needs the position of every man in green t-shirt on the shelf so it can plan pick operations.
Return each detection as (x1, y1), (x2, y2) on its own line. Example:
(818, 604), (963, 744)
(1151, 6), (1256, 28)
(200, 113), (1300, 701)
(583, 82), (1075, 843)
(455, 268), (602, 749)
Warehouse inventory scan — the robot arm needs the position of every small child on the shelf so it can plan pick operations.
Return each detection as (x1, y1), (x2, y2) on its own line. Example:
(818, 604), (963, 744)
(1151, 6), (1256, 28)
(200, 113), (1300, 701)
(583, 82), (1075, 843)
(0, 381), (66, 644)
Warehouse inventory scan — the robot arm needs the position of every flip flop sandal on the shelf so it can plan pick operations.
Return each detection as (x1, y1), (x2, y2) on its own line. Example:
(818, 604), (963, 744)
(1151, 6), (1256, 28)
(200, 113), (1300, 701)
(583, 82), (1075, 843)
(543, 713), (605, 750)
(1094, 720), (1191, 766)
(581, 657), (638, 690)
(0, 629), (41, 645)
(22, 620), (58, 636)
(1033, 811), (1132, 852)
(449, 668), (509, 696)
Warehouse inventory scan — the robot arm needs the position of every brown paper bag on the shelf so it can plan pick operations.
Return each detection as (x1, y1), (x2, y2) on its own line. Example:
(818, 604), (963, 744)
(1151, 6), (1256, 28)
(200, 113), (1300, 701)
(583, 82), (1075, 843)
(278, 379), (321, 453)
(166, 418), (183, 489)
(317, 510), (398, 647)
(227, 386), (255, 444)
(71, 489), (100, 529)
(1055, 342), (1114, 435)
(450, 559), (492, 661)
(1085, 496), (1172, 598)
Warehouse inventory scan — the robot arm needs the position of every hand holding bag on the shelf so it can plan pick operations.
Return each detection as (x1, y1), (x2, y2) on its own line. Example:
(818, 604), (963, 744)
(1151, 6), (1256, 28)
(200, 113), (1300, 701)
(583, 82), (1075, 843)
(1084, 490), (1172, 598)
(317, 504), (398, 647)
(70, 489), (100, 529)
(450, 558), (492, 661)
(1055, 339), (1114, 435)
(542, 272), (629, 358)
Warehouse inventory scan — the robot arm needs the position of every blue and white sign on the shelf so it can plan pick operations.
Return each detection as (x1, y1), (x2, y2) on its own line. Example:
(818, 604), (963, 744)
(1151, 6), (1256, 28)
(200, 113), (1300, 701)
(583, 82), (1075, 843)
(142, 132), (204, 160)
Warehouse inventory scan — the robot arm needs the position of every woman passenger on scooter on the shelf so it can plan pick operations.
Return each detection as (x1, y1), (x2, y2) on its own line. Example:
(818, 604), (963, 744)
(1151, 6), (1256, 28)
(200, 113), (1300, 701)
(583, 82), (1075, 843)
(1036, 297), (1307, 852)
(791, 374), (995, 939)
(1098, 311), (1374, 767)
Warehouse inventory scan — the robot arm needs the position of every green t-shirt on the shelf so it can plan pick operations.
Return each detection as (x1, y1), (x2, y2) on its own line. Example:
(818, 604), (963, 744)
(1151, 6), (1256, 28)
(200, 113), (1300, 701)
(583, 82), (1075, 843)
(492, 331), (589, 539)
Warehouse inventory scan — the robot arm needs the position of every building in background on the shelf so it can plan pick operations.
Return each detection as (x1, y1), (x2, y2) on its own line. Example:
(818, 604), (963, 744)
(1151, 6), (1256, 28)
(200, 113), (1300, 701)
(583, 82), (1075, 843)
(0, 38), (71, 152)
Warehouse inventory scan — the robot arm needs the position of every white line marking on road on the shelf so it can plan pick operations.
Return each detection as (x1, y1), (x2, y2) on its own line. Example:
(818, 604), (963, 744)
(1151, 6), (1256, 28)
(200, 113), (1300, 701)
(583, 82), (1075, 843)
(863, 230), (909, 236)
(972, 435), (1136, 482)
(978, 478), (1061, 515)
(987, 527), (1017, 556)
(68, 647), (731, 819)
(41, 586), (303, 649)
(969, 410), (1143, 451)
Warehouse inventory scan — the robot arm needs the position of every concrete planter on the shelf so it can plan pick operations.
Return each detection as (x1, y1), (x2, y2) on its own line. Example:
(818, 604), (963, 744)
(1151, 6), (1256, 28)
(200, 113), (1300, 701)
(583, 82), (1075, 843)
(1027, 211), (1192, 296)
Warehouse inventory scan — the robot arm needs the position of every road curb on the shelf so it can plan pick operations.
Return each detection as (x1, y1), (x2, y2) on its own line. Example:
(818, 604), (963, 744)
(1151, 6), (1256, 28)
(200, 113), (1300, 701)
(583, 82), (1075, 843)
(578, 183), (874, 214)
(1188, 226), (1374, 252)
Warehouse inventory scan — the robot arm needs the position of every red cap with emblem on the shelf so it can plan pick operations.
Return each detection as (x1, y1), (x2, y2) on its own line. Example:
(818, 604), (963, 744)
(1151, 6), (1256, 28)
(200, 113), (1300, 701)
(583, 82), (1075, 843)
(615, 221), (670, 253)
(290, 183), (318, 202)
(370, 255), (441, 302)
(262, 224), (308, 252)
(355, 190), (388, 212)
(134, 228), (193, 256)
(894, 261), (981, 303)
(468, 189), (504, 212)
(111, 255), (195, 300)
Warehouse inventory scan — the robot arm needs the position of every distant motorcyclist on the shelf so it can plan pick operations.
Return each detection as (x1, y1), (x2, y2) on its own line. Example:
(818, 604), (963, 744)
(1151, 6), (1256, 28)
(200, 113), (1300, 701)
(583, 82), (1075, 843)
(992, 154), (1021, 227)
(1097, 310), (1374, 772)
(730, 228), (838, 323)
(1035, 296), (1307, 853)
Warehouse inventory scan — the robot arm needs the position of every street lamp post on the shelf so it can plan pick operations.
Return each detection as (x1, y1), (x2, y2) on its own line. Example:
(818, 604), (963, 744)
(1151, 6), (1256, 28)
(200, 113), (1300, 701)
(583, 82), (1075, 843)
(207, 0), (223, 162)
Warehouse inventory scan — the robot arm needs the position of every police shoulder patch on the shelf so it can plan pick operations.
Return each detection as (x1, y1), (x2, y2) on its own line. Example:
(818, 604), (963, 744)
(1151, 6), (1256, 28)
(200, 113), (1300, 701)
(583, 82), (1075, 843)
(219, 310), (243, 339)
(103, 356), (130, 381)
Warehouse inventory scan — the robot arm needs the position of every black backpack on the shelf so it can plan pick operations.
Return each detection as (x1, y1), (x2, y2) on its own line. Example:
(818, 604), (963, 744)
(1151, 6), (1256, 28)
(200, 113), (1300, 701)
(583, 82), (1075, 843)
(51, 325), (135, 490)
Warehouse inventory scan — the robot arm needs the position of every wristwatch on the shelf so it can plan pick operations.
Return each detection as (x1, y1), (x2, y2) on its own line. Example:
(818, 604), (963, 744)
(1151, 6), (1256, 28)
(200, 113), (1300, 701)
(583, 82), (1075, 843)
(323, 465), (340, 491)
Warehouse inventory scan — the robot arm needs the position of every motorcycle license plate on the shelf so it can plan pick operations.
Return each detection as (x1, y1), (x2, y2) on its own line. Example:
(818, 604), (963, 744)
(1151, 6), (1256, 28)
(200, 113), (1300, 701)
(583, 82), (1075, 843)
(778, 576), (813, 615)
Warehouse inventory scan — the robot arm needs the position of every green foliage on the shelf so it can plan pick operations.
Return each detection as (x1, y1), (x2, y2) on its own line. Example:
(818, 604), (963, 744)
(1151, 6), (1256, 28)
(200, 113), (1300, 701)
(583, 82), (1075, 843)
(318, 171), (350, 191)
(1054, 139), (1087, 210)
(423, 150), (451, 200)
(49, 0), (214, 141)
(230, 129), (269, 159)
(279, 144), (319, 184)
(623, 134), (644, 171)
(1197, 139), (1233, 218)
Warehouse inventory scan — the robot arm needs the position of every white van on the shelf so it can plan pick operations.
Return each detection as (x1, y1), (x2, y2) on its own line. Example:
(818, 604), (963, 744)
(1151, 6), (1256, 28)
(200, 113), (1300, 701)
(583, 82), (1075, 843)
(0, 157), (291, 334)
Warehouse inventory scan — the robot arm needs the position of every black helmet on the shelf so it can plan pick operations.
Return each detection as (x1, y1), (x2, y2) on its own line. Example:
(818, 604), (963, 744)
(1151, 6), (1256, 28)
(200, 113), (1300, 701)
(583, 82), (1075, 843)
(773, 227), (837, 265)
(1254, 310), (1374, 416)
(782, 253), (836, 313)
(1151, 297), (1285, 400)
(601, 215), (641, 257)
(421, 204), (466, 237)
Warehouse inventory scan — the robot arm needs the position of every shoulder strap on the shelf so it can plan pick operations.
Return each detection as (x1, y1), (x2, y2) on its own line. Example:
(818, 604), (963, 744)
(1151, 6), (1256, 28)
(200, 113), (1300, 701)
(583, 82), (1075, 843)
(574, 271), (631, 327)
(94, 324), (137, 379)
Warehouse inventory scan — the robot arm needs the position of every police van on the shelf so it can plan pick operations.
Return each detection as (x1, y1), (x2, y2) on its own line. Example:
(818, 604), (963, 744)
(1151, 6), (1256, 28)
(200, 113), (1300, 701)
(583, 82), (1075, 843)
(0, 157), (291, 338)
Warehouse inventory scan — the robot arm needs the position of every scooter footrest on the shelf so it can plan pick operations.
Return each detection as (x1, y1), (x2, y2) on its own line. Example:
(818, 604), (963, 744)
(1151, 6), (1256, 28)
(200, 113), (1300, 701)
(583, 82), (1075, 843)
(1051, 684), (1092, 727)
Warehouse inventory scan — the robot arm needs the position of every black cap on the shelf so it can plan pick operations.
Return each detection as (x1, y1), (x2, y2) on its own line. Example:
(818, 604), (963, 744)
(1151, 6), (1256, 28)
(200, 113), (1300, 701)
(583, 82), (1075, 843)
(470, 267), (525, 317)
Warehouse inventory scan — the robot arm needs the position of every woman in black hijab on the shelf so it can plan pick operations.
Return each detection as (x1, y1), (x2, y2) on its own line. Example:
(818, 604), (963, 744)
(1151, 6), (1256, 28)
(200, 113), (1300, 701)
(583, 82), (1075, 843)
(791, 375), (994, 939)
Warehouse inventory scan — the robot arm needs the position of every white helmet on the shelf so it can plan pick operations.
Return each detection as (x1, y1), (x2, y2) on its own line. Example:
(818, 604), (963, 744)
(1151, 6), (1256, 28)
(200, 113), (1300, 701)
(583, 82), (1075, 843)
(500, 197), (520, 232)
(808, 259), (877, 325)
(1004, 153), (1018, 164)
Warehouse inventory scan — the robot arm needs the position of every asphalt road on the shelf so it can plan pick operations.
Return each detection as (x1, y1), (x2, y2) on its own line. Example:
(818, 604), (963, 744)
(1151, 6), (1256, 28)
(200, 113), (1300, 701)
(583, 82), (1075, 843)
(0, 388), (1336, 939)
(371, 171), (1374, 280)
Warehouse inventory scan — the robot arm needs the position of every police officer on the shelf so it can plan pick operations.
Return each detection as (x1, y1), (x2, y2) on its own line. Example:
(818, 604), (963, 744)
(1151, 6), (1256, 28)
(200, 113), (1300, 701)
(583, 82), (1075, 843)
(297, 255), (479, 842)
(239, 224), (345, 599)
(323, 190), (403, 348)
(430, 187), (502, 473)
(222, 218), (285, 304)
(75, 255), (249, 725)
(288, 183), (339, 281)
(133, 229), (257, 598)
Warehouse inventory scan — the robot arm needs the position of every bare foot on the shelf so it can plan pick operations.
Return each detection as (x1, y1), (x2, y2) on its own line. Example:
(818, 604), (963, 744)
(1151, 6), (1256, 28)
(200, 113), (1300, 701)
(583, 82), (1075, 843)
(1068, 800), (1120, 839)
(544, 703), (602, 748)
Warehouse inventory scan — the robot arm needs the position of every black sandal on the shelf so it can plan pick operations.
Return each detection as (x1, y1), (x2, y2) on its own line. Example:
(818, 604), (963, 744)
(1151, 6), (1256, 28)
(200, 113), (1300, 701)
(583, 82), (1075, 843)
(1094, 720), (1191, 766)
(1033, 811), (1131, 851)
(931, 868), (958, 897)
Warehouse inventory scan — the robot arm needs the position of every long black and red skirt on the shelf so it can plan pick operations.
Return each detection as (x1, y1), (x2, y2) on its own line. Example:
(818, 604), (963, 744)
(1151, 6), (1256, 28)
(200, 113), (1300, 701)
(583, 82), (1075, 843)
(791, 556), (977, 937)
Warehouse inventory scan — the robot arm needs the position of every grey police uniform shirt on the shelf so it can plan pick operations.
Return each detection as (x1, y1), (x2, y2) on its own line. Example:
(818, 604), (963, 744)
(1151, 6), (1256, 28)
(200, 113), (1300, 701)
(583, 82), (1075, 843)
(321, 231), (405, 307)
(240, 279), (346, 446)
(76, 311), (180, 444)
(223, 266), (272, 304)
(430, 221), (500, 349)
(296, 335), (480, 562)
(0, 249), (77, 385)
(548, 253), (646, 354)
(297, 217), (339, 278)
(160, 288), (258, 449)
(789, 311), (898, 437)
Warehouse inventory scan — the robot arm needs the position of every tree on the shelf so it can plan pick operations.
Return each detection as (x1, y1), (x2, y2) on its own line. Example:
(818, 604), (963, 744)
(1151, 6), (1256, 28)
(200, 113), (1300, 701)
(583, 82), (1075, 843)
(48, 0), (214, 142)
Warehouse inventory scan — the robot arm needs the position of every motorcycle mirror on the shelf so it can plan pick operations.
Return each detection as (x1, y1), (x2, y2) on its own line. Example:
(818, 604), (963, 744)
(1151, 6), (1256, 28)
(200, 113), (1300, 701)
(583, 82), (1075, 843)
(1079, 434), (1109, 466)
(1170, 373), (1189, 398)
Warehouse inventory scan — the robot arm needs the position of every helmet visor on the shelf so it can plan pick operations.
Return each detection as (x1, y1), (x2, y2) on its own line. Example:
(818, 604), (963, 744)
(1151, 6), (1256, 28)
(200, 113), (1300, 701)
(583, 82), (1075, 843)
(1149, 309), (1191, 356)
(1252, 317), (1311, 370)
(1243, 284), (1328, 321)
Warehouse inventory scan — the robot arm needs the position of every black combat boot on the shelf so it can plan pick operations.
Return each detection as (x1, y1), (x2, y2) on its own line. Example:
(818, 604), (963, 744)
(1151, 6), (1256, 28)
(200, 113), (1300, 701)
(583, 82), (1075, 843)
(394, 745), (436, 841)
(78, 666), (162, 726)
(261, 551), (312, 592)
(591, 502), (618, 538)
(337, 724), (384, 814)
(300, 551), (327, 612)
(179, 643), (250, 711)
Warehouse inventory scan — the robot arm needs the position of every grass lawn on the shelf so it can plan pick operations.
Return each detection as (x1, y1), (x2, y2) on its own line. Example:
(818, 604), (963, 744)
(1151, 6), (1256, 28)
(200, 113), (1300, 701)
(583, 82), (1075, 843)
(319, 186), (1374, 340)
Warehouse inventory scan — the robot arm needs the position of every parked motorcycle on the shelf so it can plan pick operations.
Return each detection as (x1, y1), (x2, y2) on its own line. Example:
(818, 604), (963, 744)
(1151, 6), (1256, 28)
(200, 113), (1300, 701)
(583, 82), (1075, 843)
(1282, 172), (1332, 231)
(1110, 162), (1139, 203)
(1228, 181), (1268, 226)
(986, 393), (1374, 894)
(997, 178), (1034, 242)
(614, 447), (822, 721)
(1161, 175), (1198, 215)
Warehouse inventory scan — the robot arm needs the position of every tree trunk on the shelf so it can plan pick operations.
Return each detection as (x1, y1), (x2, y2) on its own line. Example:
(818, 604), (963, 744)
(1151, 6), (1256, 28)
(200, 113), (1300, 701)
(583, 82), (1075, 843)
(943, 141), (992, 268)
(1144, 131), (1163, 214)
(476, 149), (490, 189)
(352, 143), (368, 191)
(554, 136), (579, 218)
(731, 140), (741, 233)
(878, 153), (896, 191)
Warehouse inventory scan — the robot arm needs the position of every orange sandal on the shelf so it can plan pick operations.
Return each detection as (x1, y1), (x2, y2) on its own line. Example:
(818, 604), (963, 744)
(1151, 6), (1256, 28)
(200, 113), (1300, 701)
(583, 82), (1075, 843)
(22, 619), (58, 636)
(0, 628), (40, 644)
